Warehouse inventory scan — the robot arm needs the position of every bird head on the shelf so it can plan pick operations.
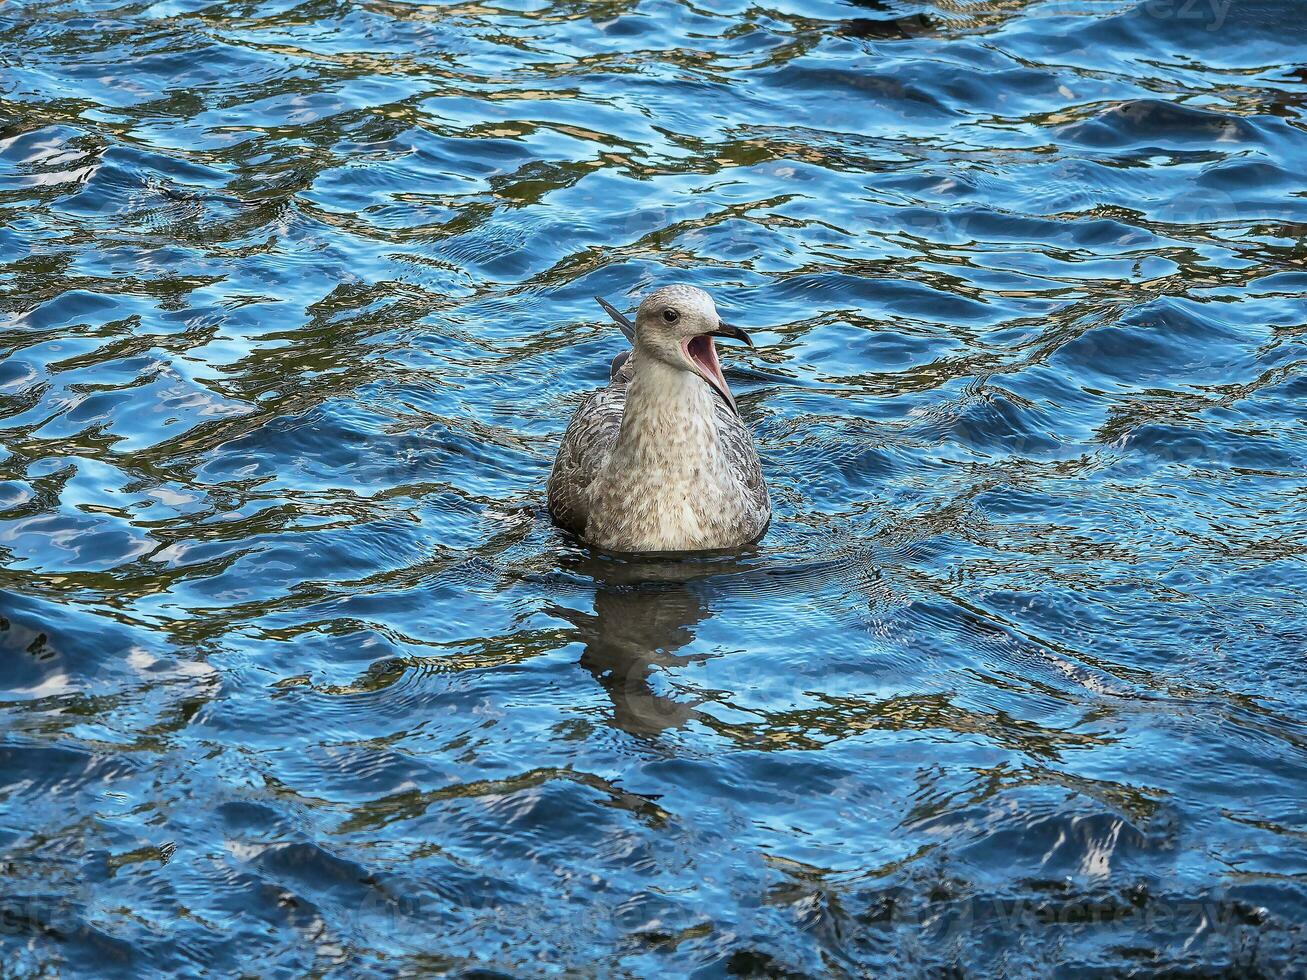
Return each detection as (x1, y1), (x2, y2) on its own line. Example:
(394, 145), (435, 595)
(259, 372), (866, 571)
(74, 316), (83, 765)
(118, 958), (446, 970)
(626, 285), (752, 413)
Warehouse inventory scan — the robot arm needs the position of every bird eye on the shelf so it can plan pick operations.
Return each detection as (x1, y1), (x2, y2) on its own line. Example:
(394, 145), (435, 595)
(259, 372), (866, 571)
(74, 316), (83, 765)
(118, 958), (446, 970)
(663, 308), (679, 323)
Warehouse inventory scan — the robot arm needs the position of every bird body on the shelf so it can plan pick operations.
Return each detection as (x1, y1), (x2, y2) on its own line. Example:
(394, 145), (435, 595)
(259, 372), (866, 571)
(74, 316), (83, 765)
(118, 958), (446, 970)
(548, 286), (769, 553)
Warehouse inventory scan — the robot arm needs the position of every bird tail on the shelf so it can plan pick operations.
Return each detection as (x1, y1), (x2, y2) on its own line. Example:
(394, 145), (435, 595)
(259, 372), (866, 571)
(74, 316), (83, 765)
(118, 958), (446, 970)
(595, 296), (636, 343)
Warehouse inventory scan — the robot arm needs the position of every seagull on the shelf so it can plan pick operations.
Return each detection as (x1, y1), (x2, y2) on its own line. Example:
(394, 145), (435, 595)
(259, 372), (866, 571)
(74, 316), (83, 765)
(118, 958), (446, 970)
(548, 284), (770, 554)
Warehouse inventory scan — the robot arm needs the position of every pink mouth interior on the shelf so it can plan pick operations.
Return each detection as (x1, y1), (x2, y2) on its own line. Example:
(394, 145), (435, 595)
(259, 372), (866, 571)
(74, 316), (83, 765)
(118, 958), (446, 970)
(685, 334), (730, 402)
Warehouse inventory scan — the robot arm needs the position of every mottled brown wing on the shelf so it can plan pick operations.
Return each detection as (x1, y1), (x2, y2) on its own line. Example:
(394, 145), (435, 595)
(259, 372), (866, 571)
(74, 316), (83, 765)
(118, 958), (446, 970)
(547, 382), (627, 536)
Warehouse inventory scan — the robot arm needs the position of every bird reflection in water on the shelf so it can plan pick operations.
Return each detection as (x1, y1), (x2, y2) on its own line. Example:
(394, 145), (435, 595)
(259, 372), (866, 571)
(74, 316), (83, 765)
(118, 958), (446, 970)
(556, 553), (752, 737)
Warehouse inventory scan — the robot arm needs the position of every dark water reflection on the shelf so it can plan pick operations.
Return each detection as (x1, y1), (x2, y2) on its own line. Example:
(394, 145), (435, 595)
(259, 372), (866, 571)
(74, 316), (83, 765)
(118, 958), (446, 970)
(2, 0), (1307, 973)
(567, 557), (719, 737)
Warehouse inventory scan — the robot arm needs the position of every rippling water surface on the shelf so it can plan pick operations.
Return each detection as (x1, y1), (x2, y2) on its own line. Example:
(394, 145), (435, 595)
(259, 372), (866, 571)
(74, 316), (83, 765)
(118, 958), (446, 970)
(2, 0), (1306, 973)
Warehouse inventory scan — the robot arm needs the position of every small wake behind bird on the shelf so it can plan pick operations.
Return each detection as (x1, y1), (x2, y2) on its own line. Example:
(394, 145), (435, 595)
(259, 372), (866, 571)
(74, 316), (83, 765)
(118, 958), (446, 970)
(547, 285), (771, 554)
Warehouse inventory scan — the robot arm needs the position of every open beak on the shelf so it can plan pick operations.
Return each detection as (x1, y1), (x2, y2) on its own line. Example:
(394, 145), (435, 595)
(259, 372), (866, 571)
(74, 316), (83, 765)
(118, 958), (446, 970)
(682, 321), (752, 415)
(707, 322), (752, 347)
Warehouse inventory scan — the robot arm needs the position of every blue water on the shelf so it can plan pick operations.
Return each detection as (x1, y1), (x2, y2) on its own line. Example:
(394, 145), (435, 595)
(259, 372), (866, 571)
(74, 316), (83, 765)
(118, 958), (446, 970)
(2, 0), (1305, 973)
